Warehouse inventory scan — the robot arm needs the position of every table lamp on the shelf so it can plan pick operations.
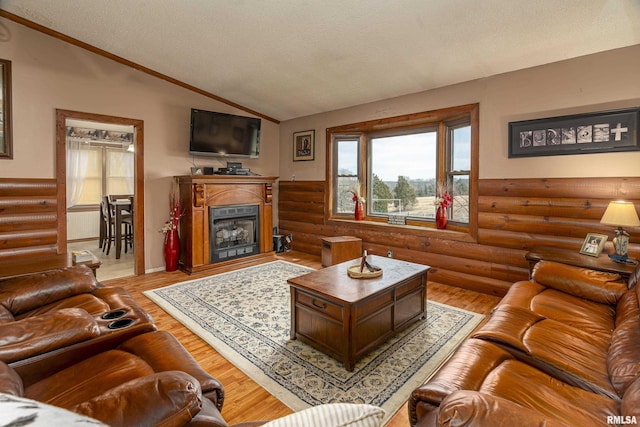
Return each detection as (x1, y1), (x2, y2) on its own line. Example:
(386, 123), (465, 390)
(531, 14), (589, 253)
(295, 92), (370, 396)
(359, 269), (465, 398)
(600, 201), (640, 262)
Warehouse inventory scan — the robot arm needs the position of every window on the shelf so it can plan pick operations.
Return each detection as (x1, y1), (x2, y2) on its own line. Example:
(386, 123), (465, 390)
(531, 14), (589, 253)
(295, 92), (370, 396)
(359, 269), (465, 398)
(328, 104), (477, 231)
(67, 142), (134, 208)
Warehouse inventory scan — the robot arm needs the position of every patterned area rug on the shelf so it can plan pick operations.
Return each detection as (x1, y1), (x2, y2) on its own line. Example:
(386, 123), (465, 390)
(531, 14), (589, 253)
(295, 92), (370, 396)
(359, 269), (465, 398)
(144, 261), (483, 422)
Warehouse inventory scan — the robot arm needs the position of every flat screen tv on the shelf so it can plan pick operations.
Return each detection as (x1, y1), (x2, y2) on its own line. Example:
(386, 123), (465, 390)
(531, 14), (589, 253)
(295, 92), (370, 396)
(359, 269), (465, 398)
(189, 109), (260, 158)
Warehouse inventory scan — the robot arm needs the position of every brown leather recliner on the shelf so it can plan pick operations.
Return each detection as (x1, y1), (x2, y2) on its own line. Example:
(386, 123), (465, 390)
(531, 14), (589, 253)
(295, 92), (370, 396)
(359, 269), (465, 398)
(1, 330), (233, 427)
(409, 260), (640, 426)
(0, 265), (156, 380)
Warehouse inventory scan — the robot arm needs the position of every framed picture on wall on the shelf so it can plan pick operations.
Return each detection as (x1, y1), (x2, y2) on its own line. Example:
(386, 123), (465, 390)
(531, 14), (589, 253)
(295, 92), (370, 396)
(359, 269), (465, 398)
(293, 129), (315, 161)
(508, 107), (640, 158)
(579, 233), (608, 257)
(0, 58), (12, 159)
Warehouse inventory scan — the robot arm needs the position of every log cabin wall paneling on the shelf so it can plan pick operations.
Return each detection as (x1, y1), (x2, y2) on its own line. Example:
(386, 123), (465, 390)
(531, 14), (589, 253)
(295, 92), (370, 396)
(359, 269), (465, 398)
(278, 178), (640, 296)
(0, 178), (62, 260)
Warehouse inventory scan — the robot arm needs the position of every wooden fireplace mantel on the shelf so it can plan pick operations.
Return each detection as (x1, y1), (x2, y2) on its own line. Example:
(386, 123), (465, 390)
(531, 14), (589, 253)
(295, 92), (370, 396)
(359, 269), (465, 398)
(175, 175), (278, 273)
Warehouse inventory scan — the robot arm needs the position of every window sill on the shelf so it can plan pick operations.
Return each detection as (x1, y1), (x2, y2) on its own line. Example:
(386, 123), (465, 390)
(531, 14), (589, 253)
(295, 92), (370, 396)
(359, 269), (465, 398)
(327, 216), (476, 243)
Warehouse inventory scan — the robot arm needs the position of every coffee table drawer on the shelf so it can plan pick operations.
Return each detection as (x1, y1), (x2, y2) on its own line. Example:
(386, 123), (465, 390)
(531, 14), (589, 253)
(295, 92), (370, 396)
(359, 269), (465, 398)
(296, 290), (343, 321)
(396, 276), (424, 298)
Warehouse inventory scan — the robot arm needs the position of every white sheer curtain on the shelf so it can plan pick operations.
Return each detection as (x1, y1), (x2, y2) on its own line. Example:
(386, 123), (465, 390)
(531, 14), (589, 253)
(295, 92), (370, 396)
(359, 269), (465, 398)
(107, 148), (134, 195)
(66, 137), (91, 208)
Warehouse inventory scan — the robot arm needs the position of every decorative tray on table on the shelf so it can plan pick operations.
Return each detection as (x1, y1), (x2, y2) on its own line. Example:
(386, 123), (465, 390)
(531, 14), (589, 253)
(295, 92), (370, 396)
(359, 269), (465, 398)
(347, 251), (383, 279)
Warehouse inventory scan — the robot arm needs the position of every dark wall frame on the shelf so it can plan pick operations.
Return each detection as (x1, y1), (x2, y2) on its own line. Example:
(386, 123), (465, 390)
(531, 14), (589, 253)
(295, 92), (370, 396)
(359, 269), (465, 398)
(508, 107), (640, 158)
(0, 58), (12, 159)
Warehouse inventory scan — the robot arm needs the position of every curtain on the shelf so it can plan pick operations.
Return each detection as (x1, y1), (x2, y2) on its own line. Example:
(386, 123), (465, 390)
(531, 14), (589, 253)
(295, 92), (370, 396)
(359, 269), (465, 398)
(66, 137), (91, 208)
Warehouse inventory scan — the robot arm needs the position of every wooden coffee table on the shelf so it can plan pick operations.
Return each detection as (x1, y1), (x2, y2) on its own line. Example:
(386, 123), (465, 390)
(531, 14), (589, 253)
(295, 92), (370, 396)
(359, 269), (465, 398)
(288, 255), (429, 371)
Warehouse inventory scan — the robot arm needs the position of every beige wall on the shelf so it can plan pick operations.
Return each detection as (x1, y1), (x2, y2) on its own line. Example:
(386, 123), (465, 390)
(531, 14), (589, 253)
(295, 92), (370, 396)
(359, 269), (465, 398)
(2, 15), (640, 271)
(0, 18), (280, 271)
(280, 44), (640, 181)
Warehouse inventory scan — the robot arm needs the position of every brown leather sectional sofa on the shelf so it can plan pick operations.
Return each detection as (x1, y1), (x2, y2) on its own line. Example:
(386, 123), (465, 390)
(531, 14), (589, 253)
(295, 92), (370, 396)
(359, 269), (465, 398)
(0, 265), (265, 426)
(409, 260), (640, 426)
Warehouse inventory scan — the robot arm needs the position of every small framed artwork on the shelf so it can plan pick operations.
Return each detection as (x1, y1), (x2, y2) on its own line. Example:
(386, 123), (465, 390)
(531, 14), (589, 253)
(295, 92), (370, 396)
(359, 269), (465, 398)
(579, 233), (608, 257)
(293, 129), (315, 161)
(508, 107), (640, 158)
(0, 58), (12, 159)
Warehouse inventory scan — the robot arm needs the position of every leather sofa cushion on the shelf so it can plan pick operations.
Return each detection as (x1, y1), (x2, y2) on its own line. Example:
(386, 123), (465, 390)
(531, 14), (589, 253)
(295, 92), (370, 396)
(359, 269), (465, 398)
(0, 308), (100, 363)
(15, 293), (109, 320)
(25, 349), (155, 408)
(411, 339), (619, 426)
(0, 265), (99, 316)
(497, 280), (616, 334)
(473, 305), (617, 399)
(532, 261), (627, 303)
(437, 390), (568, 427)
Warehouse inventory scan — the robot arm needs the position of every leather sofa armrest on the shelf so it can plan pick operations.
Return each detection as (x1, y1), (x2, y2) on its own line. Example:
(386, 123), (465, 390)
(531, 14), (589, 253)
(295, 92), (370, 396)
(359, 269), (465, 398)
(117, 331), (226, 410)
(0, 265), (98, 316)
(71, 371), (202, 427)
(408, 339), (515, 426)
(92, 287), (154, 323)
(437, 390), (567, 427)
(0, 361), (23, 396)
(0, 308), (100, 363)
(532, 261), (627, 304)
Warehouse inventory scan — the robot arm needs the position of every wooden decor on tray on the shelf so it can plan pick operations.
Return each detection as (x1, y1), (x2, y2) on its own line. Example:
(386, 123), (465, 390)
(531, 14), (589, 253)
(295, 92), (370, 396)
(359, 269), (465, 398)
(347, 251), (383, 279)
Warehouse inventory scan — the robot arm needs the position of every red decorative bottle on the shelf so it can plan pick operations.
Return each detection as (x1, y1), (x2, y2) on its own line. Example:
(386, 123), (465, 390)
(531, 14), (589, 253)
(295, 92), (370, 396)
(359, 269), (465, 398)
(354, 201), (364, 221)
(435, 206), (447, 229)
(164, 228), (180, 272)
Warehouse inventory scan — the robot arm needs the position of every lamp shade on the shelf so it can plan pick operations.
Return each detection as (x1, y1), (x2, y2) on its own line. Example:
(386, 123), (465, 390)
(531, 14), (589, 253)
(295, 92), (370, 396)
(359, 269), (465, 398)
(600, 201), (640, 227)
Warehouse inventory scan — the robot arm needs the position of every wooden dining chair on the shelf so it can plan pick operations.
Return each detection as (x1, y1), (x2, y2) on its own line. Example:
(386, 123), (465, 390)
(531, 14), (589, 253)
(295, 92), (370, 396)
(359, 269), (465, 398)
(100, 196), (115, 255)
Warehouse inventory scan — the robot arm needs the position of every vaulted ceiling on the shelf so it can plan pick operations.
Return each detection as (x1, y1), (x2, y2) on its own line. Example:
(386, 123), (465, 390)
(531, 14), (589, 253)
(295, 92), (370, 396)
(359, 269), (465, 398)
(2, 0), (639, 122)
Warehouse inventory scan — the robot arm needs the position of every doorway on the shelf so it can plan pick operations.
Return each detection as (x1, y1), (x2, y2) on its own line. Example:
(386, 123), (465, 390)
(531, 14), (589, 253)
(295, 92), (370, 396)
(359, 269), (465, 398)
(56, 109), (145, 278)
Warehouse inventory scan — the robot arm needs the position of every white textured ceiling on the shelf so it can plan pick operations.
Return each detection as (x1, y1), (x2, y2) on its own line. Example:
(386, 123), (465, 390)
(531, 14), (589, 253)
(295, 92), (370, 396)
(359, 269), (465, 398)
(2, 0), (640, 122)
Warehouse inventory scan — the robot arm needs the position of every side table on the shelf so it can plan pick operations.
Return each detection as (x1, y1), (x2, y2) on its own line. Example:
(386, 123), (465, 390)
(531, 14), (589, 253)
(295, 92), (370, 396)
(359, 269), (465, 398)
(321, 236), (362, 267)
(525, 246), (637, 280)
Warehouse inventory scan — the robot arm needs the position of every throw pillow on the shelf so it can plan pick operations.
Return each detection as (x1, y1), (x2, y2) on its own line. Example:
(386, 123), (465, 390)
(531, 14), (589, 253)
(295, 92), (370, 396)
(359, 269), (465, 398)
(0, 393), (108, 426)
(261, 403), (385, 427)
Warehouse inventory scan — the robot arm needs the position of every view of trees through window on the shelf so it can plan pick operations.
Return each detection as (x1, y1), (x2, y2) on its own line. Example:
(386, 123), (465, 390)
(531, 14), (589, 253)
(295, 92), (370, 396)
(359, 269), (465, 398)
(335, 125), (470, 223)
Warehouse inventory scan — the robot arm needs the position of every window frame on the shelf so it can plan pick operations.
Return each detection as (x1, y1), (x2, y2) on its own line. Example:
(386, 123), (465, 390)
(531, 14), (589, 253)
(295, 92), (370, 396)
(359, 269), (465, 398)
(326, 103), (479, 240)
(67, 142), (134, 211)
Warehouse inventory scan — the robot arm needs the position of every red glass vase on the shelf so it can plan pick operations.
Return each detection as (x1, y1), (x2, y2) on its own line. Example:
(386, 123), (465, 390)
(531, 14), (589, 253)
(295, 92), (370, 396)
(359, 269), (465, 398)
(354, 201), (364, 221)
(164, 228), (180, 272)
(435, 206), (447, 229)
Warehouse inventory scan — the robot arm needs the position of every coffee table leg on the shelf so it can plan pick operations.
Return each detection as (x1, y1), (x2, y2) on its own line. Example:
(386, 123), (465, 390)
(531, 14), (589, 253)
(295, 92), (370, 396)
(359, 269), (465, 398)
(290, 287), (297, 340)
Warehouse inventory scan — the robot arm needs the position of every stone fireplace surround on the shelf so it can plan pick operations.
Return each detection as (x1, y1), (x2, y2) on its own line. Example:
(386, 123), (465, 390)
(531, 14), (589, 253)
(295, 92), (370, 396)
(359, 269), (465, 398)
(175, 175), (278, 274)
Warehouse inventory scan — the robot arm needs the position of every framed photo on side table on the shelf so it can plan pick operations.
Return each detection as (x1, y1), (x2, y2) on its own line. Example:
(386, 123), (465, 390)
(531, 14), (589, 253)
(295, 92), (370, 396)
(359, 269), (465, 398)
(579, 233), (608, 257)
(293, 129), (315, 161)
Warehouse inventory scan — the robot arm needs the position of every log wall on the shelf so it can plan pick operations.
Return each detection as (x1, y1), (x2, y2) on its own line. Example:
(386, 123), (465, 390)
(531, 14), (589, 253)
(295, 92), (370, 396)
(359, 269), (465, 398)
(278, 178), (640, 296)
(0, 178), (62, 260)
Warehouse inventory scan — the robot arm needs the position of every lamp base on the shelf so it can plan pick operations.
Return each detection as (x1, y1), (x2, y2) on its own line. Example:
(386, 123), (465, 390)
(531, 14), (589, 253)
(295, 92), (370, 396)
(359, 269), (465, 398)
(608, 253), (637, 264)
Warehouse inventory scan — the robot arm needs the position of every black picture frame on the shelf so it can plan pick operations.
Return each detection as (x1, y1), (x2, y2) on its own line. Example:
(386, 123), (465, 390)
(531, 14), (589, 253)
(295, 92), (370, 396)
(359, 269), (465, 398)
(0, 58), (12, 159)
(508, 107), (639, 158)
(293, 129), (315, 161)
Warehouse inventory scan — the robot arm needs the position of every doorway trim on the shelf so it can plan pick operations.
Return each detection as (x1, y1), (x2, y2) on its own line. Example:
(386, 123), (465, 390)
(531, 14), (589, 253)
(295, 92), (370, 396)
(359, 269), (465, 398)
(56, 109), (145, 275)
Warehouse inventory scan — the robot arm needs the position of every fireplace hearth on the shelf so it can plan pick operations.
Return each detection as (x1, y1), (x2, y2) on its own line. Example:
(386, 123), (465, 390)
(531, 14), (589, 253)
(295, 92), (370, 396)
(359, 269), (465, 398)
(209, 205), (260, 263)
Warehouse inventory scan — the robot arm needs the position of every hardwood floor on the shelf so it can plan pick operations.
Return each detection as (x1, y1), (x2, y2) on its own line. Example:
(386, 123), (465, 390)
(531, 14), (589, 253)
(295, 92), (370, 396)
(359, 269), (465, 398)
(103, 251), (501, 426)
